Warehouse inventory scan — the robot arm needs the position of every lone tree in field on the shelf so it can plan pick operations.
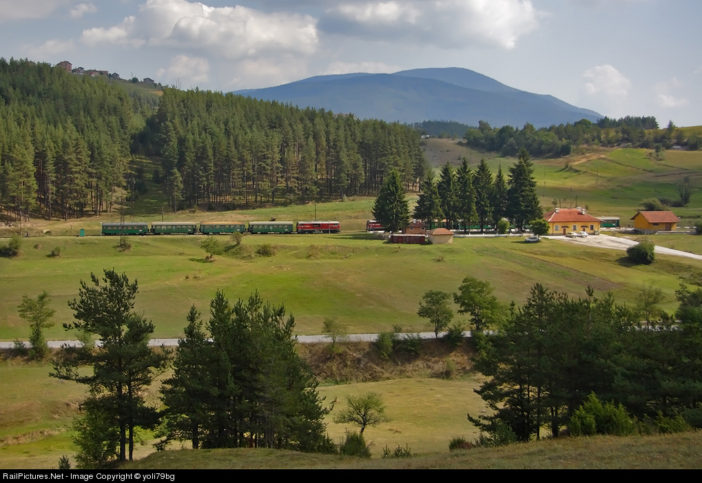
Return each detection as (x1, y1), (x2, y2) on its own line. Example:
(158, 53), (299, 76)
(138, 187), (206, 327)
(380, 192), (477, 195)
(372, 169), (410, 233)
(334, 392), (389, 435)
(17, 291), (55, 360)
(417, 290), (454, 338)
(530, 218), (549, 238)
(51, 270), (167, 468)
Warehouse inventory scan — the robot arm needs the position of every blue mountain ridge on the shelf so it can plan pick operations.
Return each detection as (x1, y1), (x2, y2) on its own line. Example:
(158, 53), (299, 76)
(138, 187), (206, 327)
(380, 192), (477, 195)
(234, 67), (602, 128)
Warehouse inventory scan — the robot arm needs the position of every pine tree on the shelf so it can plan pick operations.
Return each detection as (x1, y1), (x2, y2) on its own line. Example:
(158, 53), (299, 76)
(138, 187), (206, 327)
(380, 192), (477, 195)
(507, 149), (542, 231)
(372, 169), (410, 233)
(473, 159), (493, 233)
(51, 270), (167, 467)
(413, 176), (443, 227)
(437, 163), (458, 229)
(456, 159), (476, 232)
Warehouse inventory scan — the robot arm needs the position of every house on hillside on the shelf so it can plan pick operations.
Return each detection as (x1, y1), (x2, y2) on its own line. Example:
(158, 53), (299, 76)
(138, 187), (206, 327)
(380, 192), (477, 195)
(631, 211), (679, 233)
(544, 207), (602, 235)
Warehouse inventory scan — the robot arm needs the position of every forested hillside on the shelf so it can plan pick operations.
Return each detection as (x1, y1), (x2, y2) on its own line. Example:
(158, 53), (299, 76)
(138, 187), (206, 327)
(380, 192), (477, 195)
(146, 89), (426, 210)
(0, 59), (426, 220)
(0, 59), (158, 220)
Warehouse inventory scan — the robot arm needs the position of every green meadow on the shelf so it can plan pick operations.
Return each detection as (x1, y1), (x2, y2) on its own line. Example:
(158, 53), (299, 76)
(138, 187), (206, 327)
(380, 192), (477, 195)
(2, 233), (701, 341)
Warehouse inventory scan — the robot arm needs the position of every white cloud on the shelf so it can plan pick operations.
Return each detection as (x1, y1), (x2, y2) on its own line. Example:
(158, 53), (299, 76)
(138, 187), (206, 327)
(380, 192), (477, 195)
(82, 16), (143, 47)
(81, 0), (318, 58)
(322, 0), (540, 49)
(0, 0), (71, 22)
(583, 64), (631, 98)
(26, 38), (75, 58)
(157, 54), (209, 87)
(324, 61), (402, 75)
(656, 77), (689, 108)
(69, 2), (96, 19)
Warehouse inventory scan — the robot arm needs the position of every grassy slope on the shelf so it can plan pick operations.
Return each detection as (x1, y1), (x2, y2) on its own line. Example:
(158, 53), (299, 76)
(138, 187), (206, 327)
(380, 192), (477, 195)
(121, 431), (702, 469)
(1, 234), (701, 340)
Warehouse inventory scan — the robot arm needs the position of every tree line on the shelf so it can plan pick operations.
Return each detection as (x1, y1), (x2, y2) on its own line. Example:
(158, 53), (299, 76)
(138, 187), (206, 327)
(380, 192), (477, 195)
(439, 277), (702, 443)
(0, 59), (427, 221)
(373, 149), (542, 233)
(460, 116), (700, 158)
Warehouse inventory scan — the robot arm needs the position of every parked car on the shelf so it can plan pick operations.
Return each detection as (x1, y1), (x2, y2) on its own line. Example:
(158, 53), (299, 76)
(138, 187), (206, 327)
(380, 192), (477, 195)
(575, 231), (589, 238)
(524, 236), (541, 243)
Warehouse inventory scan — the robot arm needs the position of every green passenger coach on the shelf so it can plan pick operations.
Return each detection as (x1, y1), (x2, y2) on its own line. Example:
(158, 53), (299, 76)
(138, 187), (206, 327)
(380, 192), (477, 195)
(150, 222), (198, 235)
(101, 222), (149, 235)
(248, 221), (294, 234)
(199, 222), (247, 234)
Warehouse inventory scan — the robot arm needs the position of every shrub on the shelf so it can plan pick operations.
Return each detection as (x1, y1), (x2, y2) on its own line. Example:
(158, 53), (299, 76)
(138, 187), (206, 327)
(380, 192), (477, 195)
(569, 393), (636, 436)
(339, 432), (371, 458)
(382, 444), (412, 458)
(442, 358), (457, 379)
(58, 455), (71, 470)
(649, 413), (691, 434)
(695, 223), (702, 235)
(442, 322), (466, 349)
(393, 332), (421, 357)
(256, 244), (275, 257)
(449, 436), (473, 451)
(117, 236), (131, 252)
(0, 234), (22, 257)
(48, 246), (61, 258)
(374, 332), (395, 359)
(474, 420), (517, 447)
(627, 240), (655, 265)
(496, 218), (510, 235)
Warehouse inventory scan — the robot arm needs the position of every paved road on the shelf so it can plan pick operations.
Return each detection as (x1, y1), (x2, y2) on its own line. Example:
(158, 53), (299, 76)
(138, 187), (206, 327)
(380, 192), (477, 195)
(0, 332), (465, 350)
(546, 234), (702, 261)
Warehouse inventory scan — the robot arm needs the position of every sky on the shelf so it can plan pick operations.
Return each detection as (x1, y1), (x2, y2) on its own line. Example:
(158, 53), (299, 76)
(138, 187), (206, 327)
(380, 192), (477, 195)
(0, 0), (700, 126)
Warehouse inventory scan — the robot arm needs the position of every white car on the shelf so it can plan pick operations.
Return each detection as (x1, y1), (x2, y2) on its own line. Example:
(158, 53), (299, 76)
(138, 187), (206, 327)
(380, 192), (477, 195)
(575, 231), (589, 238)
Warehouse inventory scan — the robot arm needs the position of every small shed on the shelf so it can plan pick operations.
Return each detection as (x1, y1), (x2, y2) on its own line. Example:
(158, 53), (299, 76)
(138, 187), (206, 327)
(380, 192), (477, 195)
(631, 211), (679, 233)
(390, 233), (427, 244)
(429, 228), (454, 244)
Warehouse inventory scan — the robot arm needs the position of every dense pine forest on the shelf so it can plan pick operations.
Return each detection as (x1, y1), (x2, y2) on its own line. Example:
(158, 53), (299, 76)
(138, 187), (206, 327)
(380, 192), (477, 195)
(0, 59), (426, 221)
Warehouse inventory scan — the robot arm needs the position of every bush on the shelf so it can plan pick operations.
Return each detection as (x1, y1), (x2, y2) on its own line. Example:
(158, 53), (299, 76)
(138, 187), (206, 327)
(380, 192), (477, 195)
(648, 413), (691, 434)
(339, 432), (371, 458)
(695, 223), (702, 235)
(627, 240), (655, 265)
(569, 393), (636, 437)
(393, 332), (421, 357)
(442, 358), (457, 379)
(48, 246), (61, 258)
(0, 234), (21, 257)
(496, 218), (510, 235)
(58, 455), (71, 470)
(442, 322), (466, 349)
(682, 406), (702, 428)
(374, 332), (395, 359)
(449, 436), (473, 451)
(474, 420), (517, 447)
(382, 444), (412, 458)
(256, 244), (275, 257)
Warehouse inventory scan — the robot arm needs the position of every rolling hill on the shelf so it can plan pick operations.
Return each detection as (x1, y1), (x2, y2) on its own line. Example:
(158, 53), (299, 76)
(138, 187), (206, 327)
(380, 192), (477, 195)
(235, 67), (602, 128)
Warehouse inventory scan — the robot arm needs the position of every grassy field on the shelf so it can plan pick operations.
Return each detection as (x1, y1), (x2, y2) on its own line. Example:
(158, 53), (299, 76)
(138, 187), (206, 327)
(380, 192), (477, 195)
(0, 356), (485, 469)
(120, 431), (702, 469)
(2, 233), (701, 341)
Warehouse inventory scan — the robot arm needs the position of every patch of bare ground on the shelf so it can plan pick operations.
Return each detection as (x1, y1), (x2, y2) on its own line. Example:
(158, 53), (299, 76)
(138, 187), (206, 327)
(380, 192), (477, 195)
(298, 339), (475, 384)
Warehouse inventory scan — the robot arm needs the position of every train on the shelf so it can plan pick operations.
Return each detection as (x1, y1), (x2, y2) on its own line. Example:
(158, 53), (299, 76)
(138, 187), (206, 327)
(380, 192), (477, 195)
(101, 220), (341, 236)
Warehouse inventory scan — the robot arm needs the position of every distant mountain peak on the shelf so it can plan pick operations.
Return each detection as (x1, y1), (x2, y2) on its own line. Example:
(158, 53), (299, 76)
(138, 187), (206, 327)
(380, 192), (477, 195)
(234, 67), (601, 128)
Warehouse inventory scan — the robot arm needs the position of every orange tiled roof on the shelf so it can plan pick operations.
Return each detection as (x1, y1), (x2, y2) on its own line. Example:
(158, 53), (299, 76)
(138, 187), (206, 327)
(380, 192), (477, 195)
(631, 211), (680, 223)
(544, 208), (601, 223)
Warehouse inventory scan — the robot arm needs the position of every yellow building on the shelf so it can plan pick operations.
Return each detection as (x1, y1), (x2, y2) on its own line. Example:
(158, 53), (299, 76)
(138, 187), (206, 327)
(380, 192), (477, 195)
(631, 211), (679, 233)
(544, 208), (602, 235)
